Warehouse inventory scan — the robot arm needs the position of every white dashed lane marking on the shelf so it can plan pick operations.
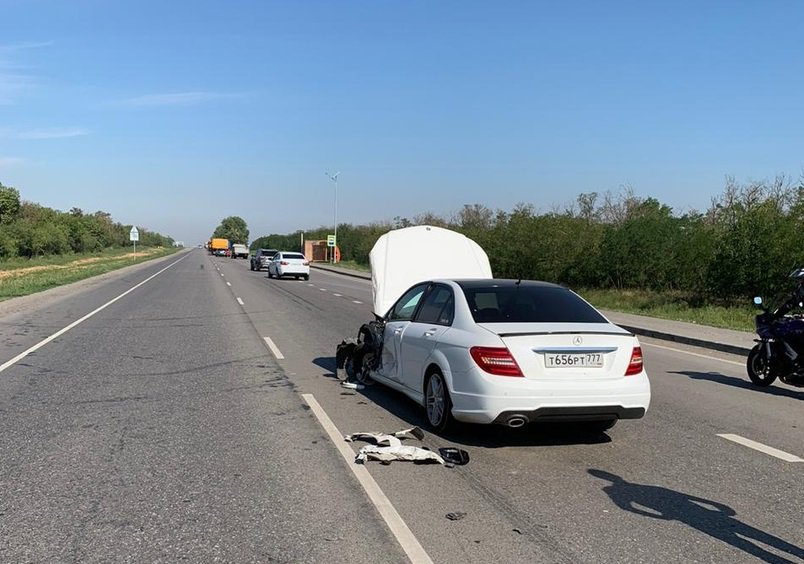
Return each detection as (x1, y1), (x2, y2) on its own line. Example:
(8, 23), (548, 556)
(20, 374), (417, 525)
(353, 300), (362, 304)
(226, 282), (232, 286)
(333, 293), (342, 297)
(236, 297), (244, 305)
(302, 394), (434, 564)
(717, 434), (803, 463)
(263, 337), (285, 360)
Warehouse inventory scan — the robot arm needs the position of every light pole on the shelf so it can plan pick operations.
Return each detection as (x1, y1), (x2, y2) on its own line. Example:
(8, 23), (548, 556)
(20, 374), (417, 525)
(325, 171), (340, 263)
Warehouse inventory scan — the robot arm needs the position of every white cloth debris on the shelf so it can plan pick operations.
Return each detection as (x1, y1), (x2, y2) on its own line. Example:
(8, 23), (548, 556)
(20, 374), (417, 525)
(341, 381), (365, 390)
(356, 445), (445, 464)
(344, 427), (425, 447)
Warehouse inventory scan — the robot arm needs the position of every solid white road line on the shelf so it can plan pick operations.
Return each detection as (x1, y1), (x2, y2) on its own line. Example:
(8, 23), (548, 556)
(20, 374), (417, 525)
(263, 337), (285, 360)
(301, 394), (433, 564)
(236, 297), (244, 306)
(717, 434), (803, 463)
(0, 254), (189, 375)
(642, 341), (744, 367)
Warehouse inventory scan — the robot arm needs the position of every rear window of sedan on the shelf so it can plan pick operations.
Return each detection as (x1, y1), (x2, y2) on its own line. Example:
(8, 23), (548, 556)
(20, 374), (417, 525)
(282, 253), (306, 260)
(461, 285), (607, 324)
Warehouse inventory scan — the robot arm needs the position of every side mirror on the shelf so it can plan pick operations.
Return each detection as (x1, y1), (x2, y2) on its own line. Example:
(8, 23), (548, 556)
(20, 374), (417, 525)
(753, 296), (763, 306)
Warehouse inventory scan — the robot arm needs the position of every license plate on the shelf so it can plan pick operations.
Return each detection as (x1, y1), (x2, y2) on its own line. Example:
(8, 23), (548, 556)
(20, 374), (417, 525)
(544, 353), (604, 368)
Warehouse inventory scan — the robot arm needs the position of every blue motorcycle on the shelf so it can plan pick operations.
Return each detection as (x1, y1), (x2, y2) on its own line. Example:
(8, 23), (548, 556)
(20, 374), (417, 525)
(747, 296), (804, 388)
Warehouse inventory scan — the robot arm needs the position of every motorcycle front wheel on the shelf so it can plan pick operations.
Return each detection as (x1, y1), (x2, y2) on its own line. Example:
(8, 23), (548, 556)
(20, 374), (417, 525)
(746, 344), (778, 386)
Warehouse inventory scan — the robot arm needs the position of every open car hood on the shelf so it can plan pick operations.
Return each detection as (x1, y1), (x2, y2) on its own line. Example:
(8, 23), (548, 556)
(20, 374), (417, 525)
(369, 225), (492, 316)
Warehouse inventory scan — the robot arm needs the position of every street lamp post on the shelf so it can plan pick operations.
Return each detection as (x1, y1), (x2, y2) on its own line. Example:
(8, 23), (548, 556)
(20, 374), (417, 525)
(325, 171), (340, 263)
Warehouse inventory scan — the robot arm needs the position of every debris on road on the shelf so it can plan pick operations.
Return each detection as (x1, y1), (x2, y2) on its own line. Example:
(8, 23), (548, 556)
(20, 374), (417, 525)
(438, 447), (470, 466)
(335, 338), (357, 381)
(446, 512), (466, 521)
(344, 427), (468, 466)
(356, 444), (446, 464)
(344, 427), (425, 447)
(341, 381), (364, 390)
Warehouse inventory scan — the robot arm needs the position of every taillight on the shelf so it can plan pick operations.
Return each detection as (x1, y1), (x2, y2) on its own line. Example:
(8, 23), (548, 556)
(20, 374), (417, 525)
(303, 261), (310, 266)
(470, 346), (523, 377)
(280, 261), (289, 265)
(625, 346), (643, 376)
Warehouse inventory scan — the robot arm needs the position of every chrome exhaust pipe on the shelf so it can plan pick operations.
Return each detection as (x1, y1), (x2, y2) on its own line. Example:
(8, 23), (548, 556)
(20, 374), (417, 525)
(506, 416), (527, 428)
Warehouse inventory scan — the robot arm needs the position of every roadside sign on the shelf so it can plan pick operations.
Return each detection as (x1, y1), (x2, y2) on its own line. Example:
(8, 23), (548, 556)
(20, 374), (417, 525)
(327, 234), (336, 247)
(129, 226), (139, 242)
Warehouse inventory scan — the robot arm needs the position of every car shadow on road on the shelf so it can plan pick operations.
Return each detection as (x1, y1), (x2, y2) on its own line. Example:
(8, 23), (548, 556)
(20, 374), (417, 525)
(312, 356), (341, 380)
(669, 370), (803, 400)
(589, 469), (804, 563)
(313, 356), (613, 447)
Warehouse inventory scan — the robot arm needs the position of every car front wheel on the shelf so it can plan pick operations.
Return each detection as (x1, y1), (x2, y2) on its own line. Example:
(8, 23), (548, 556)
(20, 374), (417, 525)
(425, 370), (453, 433)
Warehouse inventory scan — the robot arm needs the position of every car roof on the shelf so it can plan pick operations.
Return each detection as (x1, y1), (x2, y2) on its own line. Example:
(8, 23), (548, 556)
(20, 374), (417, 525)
(452, 279), (565, 290)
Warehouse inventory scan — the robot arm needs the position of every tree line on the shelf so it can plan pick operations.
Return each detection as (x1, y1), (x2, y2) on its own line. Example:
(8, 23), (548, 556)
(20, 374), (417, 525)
(251, 175), (804, 305)
(0, 182), (174, 259)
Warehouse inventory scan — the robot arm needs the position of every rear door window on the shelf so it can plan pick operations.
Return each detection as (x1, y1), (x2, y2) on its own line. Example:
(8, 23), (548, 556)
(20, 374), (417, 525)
(414, 285), (454, 326)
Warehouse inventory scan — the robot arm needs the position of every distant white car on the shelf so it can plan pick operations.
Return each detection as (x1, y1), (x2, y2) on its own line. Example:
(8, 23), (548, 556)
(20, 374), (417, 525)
(346, 225), (651, 433)
(268, 252), (310, 280)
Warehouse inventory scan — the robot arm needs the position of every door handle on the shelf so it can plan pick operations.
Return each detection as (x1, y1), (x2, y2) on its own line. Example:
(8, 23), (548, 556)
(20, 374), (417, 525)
(423, 329), (437, 337)
(394, 328), (403, 335)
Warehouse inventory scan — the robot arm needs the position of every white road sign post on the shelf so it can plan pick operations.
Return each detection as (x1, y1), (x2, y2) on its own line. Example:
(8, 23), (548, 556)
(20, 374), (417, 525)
(327, 234), (336, 263)
(129, 226), (139, 255)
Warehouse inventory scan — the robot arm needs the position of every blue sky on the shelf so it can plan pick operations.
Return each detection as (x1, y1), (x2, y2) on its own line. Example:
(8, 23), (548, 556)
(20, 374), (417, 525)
(1, 0), (803, 245)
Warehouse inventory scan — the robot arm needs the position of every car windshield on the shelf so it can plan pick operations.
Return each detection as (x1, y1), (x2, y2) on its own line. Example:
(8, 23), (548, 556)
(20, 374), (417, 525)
(461, 284), (607, 323)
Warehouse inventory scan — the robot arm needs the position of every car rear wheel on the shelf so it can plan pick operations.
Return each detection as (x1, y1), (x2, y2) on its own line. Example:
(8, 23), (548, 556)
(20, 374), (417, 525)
(303, 274), (309, 281)
(425, 370), (453, 433)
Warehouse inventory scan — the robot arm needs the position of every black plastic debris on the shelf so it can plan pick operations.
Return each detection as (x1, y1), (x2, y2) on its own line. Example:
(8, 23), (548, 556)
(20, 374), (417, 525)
(446, 512), (466, 521)
(439, 447), (470, 466)
(335, 338), (357, 381)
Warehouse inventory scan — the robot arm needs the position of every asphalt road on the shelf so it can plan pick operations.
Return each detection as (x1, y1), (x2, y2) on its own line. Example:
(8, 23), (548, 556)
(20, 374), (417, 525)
(1, 248), (802, 563)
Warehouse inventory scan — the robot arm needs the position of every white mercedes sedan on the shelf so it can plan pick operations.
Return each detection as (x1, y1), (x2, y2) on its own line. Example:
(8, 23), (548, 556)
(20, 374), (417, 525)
(359, 278), (650, 433)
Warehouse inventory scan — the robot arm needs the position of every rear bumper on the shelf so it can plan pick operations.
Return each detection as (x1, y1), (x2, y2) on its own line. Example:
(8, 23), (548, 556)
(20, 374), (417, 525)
(277, 266), (310, 276)
(490, 405), (646, 425)
(450, 370), (651, 425)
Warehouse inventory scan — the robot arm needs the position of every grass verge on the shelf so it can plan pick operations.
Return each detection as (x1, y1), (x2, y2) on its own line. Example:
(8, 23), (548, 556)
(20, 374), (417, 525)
(579, 288), (755, 332)
(331, 259), (370, 273)
(0, 247), (180, 300)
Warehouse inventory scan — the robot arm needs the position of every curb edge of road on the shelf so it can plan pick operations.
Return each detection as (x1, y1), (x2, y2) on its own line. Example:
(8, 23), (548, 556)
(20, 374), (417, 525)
(311, 263), (371, 280)
(311, 263), (753, 357)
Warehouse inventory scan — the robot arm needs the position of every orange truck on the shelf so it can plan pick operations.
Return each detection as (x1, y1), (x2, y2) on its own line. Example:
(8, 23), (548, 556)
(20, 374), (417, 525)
(209, 238), (229, 256)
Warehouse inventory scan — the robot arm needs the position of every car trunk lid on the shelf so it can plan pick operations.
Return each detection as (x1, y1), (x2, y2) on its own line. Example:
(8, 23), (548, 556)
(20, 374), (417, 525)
(478, 322), (637, 380)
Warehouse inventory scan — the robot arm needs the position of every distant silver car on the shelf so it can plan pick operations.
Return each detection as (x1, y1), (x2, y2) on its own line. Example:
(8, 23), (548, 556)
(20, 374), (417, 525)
(268, 252), (310, 280)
